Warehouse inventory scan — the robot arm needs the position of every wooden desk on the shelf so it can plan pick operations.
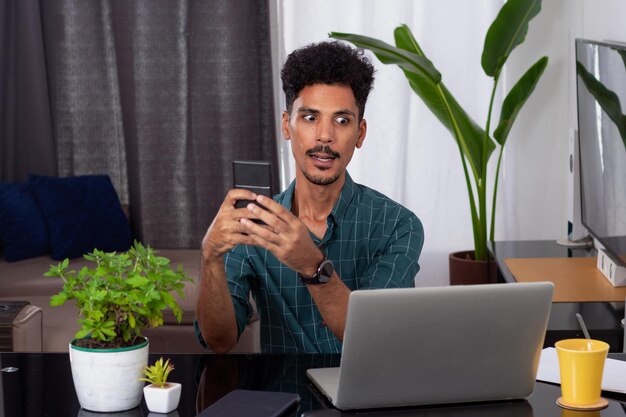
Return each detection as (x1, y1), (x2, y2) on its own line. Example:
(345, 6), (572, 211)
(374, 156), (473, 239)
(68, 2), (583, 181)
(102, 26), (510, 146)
(505, 257), (626, 302)
(489, 240), (625, 351)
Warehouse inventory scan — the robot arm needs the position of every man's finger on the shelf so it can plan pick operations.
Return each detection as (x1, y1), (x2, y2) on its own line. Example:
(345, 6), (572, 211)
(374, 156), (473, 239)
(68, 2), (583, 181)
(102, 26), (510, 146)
(223, 189), (258, 209)
(246, 199), (293, 234)
(255, 195), (292, 220)
(241, 218), (282, 244)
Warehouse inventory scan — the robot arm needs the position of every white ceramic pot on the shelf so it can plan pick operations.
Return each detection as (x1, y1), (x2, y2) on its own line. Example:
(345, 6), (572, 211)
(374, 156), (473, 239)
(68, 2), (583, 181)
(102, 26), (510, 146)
(143, 382), (182, 414)
(69, 338), (149, 412)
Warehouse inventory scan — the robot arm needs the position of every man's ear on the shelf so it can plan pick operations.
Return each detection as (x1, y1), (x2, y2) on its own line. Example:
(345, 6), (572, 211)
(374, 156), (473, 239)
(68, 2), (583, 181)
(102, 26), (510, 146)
(281, 111), (291, 140)
(356, 119), (367, 149)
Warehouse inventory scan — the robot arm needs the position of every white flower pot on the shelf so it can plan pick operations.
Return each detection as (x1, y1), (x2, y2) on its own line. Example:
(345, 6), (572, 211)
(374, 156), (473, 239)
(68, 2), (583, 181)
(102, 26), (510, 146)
(69, 338), (149, 412)
(143, 382), (182, 414)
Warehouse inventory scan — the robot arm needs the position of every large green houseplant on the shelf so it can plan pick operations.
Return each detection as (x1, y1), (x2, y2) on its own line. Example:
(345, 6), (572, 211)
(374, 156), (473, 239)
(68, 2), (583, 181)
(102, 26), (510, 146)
(330, 0), (548, 269)
(45, 241), (192, 412)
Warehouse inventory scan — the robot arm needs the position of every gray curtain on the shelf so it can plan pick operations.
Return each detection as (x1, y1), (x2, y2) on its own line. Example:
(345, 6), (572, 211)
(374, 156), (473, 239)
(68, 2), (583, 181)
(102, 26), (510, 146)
(0, 0), (57, 181)
(2, 0), (278, 249)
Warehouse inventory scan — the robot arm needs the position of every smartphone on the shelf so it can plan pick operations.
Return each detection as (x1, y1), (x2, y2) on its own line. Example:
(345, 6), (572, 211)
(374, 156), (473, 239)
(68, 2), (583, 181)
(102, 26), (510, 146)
(232, 160), (273, 223)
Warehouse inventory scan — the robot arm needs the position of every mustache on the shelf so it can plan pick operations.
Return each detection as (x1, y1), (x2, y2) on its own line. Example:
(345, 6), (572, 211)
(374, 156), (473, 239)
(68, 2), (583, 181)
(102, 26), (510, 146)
(306, 145), (340, 159)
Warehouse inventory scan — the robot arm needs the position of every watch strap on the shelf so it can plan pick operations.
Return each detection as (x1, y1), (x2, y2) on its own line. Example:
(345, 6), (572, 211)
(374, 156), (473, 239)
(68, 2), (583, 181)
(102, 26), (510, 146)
(299, 257), (333, 285)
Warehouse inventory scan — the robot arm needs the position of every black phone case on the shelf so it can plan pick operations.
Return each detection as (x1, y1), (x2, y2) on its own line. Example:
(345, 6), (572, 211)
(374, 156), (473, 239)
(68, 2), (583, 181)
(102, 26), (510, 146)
(196, 389), (300, 417)
(233, 160), (272, 223)
(233, 160), (272, 201)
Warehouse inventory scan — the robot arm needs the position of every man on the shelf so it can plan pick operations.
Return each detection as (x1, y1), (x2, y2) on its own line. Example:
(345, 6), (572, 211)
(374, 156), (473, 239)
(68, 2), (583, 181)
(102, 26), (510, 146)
(196, 41), (424, 353)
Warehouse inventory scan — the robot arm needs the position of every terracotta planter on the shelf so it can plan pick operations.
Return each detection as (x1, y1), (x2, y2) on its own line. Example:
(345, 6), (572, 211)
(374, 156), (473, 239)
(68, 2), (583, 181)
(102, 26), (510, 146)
(449, 250), (498, 285)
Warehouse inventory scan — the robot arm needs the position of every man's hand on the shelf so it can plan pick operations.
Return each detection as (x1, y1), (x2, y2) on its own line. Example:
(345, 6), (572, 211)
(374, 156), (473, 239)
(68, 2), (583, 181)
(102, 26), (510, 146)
(202, 189), (265, 259)
(199, 188), (268, 354)
(239, 195), (323, 276)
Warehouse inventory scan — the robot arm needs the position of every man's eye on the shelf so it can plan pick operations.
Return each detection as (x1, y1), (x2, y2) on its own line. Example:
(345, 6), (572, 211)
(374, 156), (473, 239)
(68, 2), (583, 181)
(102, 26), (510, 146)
(303, 115), (316, 122)
(335, 117), (349, 125)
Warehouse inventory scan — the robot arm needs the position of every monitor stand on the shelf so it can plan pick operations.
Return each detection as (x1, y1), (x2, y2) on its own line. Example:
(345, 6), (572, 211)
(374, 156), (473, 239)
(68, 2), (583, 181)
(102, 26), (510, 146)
(556, 235), (593, 248)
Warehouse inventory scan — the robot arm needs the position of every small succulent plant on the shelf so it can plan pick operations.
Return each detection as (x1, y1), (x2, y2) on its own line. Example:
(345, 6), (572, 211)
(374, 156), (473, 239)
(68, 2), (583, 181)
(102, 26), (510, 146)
(139, 357), (175, 388)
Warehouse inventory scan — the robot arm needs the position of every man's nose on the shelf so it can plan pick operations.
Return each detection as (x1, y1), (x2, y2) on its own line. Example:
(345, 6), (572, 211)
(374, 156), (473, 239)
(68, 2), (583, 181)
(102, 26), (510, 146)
(317, 118), (334, 143)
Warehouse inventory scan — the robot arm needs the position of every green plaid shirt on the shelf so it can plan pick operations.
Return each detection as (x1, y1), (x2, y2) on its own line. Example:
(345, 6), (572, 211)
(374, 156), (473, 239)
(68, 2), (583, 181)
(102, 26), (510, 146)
(200, 172), (424, 353)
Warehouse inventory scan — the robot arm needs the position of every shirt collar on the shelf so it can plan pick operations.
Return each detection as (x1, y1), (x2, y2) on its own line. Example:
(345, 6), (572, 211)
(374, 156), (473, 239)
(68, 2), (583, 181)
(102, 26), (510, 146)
(329, 171), (356, 227)
(278, 171), (356, 228)
(279, 178), (296, 211)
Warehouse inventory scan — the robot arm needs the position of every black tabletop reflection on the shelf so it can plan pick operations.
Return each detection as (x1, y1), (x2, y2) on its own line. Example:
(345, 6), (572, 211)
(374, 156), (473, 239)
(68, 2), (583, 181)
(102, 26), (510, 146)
(2, 352), (626, 417)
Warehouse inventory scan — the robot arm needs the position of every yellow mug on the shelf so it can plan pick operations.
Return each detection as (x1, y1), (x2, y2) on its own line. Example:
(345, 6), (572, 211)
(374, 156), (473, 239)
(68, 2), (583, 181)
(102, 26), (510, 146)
(555, 339), (609, 407)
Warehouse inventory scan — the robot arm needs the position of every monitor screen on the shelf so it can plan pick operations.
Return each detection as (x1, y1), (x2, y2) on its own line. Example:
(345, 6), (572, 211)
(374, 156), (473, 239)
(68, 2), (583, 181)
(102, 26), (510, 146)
(575, 39), (626, 265)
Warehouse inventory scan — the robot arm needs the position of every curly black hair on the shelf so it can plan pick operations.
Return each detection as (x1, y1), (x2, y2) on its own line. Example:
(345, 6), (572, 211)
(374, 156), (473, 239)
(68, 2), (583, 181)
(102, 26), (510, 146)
(281, 41), (375, 120)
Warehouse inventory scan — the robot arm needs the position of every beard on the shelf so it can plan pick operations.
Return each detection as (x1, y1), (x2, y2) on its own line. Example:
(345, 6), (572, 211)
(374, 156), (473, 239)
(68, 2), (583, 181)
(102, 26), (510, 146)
(302, 170), (341, 185)
(303, 145), (341, 185)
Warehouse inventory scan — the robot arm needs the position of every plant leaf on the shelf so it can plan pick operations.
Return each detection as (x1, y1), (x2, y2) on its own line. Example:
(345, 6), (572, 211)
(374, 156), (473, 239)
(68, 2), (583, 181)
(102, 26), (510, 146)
(75, 328), (91, 340)
(333, 25), (495, 180)
(159, 291), (177, 310)
(403, 71), (493, 179)
(393, 25), (494, 179)
(329, 31), (441, 83)
(50, 293), (68, 306)
(101, 327), (117, 338)
(576, 60), (626, 146)
(493, 56), (548, 145)
(126, 275), (149, 287)
(482, 0), (542, 77)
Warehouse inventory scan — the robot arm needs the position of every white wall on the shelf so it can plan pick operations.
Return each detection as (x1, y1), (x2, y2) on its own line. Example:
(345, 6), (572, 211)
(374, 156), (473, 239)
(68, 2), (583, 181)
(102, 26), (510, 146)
(497, 0), (571, 243)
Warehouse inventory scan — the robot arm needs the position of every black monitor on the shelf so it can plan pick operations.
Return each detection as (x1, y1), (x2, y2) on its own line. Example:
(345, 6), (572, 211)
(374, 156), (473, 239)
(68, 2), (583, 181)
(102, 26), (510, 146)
(575, 38), (626, 267)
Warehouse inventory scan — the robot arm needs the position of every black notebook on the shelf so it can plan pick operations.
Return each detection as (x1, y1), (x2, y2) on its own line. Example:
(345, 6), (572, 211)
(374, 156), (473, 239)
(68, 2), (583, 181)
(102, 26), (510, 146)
(196, 389), (300, 417)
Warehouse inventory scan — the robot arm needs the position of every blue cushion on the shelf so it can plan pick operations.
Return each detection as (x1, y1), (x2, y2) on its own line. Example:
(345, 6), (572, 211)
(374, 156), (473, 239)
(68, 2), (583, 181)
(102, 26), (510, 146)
(0, 182), (50, 262)
(29, 175), (131, 260)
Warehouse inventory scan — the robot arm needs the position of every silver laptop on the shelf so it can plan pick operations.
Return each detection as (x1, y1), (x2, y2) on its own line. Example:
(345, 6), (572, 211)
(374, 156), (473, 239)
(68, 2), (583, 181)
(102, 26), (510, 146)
(307, 282), (554, 410)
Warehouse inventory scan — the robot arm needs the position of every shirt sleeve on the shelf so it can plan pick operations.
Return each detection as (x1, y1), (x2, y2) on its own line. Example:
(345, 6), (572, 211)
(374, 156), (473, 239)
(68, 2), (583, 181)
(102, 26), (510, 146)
(358, 211), (424, 289)
(193, 247), (255, 349)
(223, 247), (255, 339)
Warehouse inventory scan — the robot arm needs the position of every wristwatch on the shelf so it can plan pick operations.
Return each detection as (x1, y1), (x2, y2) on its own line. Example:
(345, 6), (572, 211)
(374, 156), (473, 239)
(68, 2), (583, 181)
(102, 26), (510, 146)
(299, 257), (334, 285)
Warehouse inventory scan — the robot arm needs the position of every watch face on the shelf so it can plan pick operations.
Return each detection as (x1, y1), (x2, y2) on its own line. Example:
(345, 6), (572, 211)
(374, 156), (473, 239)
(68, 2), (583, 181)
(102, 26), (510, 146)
(319, 260), (334, 283)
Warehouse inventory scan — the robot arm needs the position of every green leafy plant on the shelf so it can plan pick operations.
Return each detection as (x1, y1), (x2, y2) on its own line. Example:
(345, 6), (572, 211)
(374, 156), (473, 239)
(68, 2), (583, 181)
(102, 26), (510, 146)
(46, 241), (193, 349)
(140, 357), (175, 388)
(331, 0), (548, 261)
